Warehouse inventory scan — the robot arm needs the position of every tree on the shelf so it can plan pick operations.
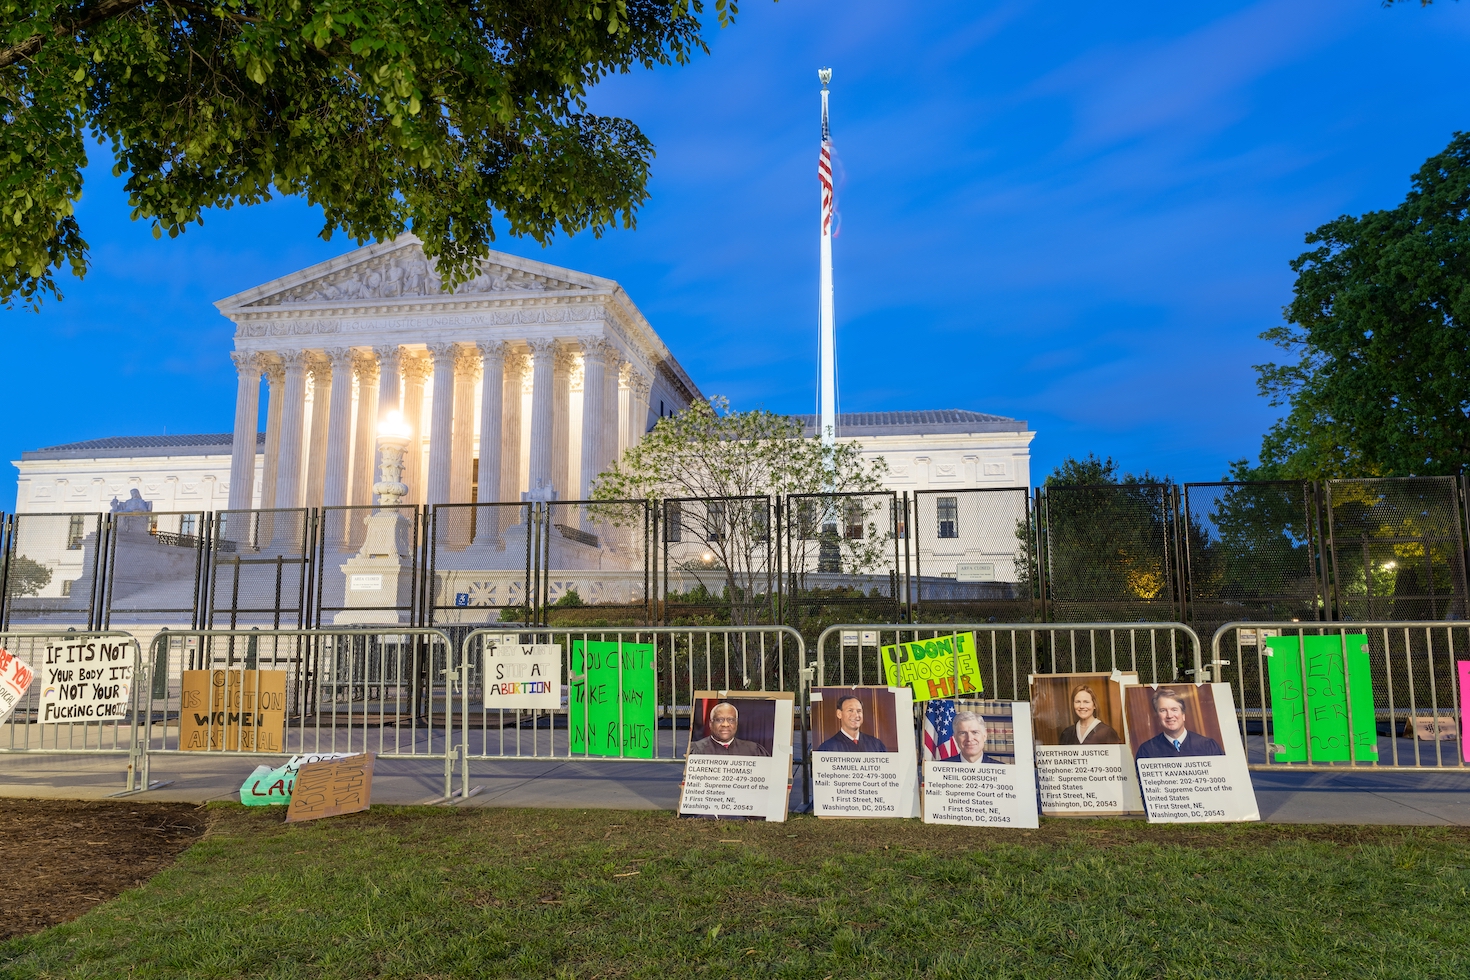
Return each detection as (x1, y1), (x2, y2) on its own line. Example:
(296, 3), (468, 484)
(3, 554), (53, 597)
(1, 0), (743, 309)
(1247, 131), (1470, 479)
(591, 397), (889, 626)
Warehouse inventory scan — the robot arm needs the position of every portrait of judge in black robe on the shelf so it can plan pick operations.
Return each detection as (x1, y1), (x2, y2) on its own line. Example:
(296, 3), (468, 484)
(814, 694), (890, 752)
(687, 701), (772, 757)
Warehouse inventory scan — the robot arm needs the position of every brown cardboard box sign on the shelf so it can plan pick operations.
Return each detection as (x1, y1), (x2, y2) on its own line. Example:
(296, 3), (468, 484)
(285, 753), (375, 823)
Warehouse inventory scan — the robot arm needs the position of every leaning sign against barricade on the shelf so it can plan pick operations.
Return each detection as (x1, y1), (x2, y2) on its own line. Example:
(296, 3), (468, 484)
(0, 632), (143, 766)
(880, 632), (983, 701)
(38, 637), (135, 723)
(138, 628), (457, 797)
(1212, 621), (1470, 769)
(0, 647), (34, 725)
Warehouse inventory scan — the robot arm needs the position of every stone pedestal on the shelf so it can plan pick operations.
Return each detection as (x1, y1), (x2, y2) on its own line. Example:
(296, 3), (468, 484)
(333, 511), (412, 625)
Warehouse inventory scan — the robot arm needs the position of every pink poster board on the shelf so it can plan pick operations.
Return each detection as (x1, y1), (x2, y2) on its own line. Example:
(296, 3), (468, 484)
(1460, 662), (1470, 763)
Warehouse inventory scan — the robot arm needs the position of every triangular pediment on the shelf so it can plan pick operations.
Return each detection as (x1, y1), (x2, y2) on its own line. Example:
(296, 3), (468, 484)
(216, 236), (608, 312)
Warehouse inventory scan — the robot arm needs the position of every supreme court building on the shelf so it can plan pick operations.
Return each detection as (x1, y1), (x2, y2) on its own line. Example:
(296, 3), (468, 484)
(11, 238), (1034, 622)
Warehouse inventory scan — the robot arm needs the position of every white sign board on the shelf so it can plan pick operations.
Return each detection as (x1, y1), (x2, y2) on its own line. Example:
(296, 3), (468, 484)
(679, 698), (794, 822)
(482, 636), (560, 709)
(0, 647), (35, 725)
(349, 574), (384, 591)
(1036, 744), (1144, 815)
(811, 687), (919, 819)
(956, 562), (997, 582)
(923, 704), (1039, 828)
(1134, 684), (1260, 823)
(39, 639), (134, 723)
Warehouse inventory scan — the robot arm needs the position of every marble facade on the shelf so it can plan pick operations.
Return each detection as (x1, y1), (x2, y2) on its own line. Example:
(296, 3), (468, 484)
(217, 235), (700, 516)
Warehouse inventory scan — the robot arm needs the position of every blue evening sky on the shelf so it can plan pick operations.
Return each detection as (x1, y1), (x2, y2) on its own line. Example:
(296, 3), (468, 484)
(5, 0), (1468, 510)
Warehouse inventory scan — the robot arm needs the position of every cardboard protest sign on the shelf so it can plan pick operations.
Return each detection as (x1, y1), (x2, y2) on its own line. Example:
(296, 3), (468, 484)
(1125, 682), (1259, 823)
(1029, 671), (1143, 816)
(240, 753), (355, 806)
(679, 692), (794, 821)
(481, 635), (560, 710)
(881, 632), (983, 701)
(1264, 634), (1377, 762)
(179, 669), (288, 751)
(1461, 662), (1470, 763)
(810, 686), (920, 818)
(39, 639), (134, 723)
(0, 647), (35, 725)
(569, 641), (656, 759)
(285, 753), (374, 823)
(922, 700), (1039, 828)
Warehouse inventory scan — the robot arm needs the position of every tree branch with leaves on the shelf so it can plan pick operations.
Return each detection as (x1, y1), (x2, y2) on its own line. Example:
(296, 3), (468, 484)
(2, 0), (753, 309)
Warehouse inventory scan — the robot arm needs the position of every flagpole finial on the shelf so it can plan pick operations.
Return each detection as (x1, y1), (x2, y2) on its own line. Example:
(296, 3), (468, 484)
(818, 67), (832, 89)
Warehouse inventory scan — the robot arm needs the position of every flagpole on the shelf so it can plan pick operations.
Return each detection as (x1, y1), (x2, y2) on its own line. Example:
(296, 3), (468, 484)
(817, 67), (836, 449)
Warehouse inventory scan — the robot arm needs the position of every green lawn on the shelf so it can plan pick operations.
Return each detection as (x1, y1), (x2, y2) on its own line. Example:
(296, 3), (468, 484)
(2, 807), (1468, 979)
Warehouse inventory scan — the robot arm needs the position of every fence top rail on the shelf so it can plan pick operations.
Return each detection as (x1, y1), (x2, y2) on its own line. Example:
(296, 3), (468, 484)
(146, 626), (455, 649)
(0, 629), (140, 645)
(1210, 620), (1470, 657)
(817, 621), (1202, 654)
(459, 624), (806, 661)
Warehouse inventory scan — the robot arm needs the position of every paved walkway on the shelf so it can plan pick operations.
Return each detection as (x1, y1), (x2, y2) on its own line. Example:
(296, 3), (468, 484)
(3, 751), (1469, 824)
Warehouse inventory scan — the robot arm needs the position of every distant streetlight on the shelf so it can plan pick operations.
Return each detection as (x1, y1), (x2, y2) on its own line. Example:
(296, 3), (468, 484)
(1383, 560), (1398, 571)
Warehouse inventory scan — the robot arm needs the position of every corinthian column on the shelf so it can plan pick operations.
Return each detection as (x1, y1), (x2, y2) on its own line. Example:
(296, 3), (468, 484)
(451, 345), (478, 504)
(526, 339), (556, 496)
(425, 343), (458, 507)
(259, 358), (285, 511)
(474, 342), (507, 544)
(272, 351), (309, 538)
(303, 353), (331, 508)
(350, 350), (380, 510)
(578, 338), (607, 504)
(227, 351), (262, 513)
(373, 344), (401, 426)
(617, 363), (633, 464)
(401, 352), (431, 505)
(500, 348), (528, 529)
(321, 348), (356, 509)
(602, 350), (622, 477)
(551, 343), (572, 500)
(629, 370), (651, 452)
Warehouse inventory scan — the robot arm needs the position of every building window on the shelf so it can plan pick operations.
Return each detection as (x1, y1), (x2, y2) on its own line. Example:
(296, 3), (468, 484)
(750, 501), (770, 543)
(937, 497), (959, 539)
(61, 579), (74, 597)
(179, 514), (197, 539)
(844, 499), (865, 540)
(66, 515), (86, 550)
(705, 501), (725, 542)
(664, 500), (682, 543)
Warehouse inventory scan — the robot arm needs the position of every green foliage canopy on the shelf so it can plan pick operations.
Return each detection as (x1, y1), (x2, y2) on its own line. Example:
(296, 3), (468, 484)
(1, 0), (737, 309)
(592, 397), (889, 624)
(1250, 131), (1470, 479)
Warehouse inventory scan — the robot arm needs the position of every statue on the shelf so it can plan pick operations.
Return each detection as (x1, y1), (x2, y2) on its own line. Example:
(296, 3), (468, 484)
(109, 489), (153, 513)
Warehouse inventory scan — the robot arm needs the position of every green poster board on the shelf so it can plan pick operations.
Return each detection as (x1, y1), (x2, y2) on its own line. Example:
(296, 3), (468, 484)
(570, 641), (657, 759)
(1264, 634), (1377, 762)
(880, 632), (983, 701)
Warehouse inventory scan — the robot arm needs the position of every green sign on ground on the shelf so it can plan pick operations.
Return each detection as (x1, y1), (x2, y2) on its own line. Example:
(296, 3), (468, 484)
(1264, 634), (1378, 762)
(570, 641), (657, 759)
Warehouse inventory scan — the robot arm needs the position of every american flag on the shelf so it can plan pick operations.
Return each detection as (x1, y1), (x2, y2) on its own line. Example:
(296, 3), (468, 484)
(818, 138), (834, 235)
(923, 699), (960, 761)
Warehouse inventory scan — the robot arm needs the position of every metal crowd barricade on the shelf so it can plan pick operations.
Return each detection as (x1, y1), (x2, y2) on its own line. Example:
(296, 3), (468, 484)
(454, 626), (805, 796)
(0, 630), (148, 790)
(1211, 621), (1470, 771)
(140, 628), (459, 797)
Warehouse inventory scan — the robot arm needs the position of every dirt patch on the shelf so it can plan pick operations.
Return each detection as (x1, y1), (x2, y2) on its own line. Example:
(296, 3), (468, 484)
(0, 799), (209, 940)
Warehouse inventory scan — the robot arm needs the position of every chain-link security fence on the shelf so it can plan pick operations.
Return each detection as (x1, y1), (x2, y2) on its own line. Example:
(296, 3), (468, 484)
(911, 488), (1036, 624)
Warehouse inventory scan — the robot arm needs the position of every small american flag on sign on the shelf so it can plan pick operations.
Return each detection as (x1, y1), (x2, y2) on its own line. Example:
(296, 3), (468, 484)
(923, 699), (959, 761)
